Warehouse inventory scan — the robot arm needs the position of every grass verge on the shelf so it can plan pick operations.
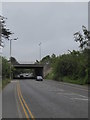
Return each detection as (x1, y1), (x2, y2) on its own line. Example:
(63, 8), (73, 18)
(45, 73), (87, 85)
(62, 76), (87, 85)
(2, 79), (11, 89)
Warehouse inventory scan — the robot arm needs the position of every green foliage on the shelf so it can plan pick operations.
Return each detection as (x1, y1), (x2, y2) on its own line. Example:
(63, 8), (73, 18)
(62, 76), (86, 85)
(0, 15), (13, 47)
(11, 57), (19, 65)
(52, 49), (89, 84)
(40, 54), (57, 67)
(74, 26), (90, 49)
(2, 79), (11, 89)
(0, 15), (18, 47)
(2, 57), (12, 88)
(2, 57), (10, 79)
(44, 49), (89, 85)
(40, 55), (51, 65)
(45, 69), (54, 80)
(44, 26), (89, 85)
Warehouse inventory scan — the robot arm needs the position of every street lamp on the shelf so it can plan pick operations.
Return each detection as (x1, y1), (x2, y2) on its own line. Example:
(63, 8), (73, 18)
(39, 42), (41, 61)
(10, 38), (18, 80)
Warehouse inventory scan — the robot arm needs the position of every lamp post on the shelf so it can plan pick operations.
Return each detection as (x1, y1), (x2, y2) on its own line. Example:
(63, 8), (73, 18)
(10, 38), (18, 80)
(39, 42), (41, 61)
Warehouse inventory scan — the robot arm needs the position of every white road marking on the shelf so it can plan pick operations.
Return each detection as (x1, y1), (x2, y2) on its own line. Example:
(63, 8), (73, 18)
(59, 82), (88, 91)
(57, 92), (88, 101)
(78, 94), (88, 98)
(50, 89), (64, 92)
(57, 92), (75, 95)
(11, 80), (18, 83)
(57, 92), (88, 98)
(71, 98), (88, 101)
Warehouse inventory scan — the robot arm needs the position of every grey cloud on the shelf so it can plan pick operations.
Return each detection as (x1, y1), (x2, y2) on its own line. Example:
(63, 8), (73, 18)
(2, 2), (88, 62)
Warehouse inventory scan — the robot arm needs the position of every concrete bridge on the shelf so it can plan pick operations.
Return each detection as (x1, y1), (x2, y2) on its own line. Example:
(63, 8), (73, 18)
(13, 64), (43, 78)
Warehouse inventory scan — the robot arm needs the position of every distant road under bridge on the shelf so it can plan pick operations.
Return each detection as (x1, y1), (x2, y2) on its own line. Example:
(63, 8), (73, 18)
(13, 64), (43, 79)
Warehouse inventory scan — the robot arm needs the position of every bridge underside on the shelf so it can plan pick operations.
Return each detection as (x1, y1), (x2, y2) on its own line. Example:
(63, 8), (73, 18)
(13, 64), (43, 79)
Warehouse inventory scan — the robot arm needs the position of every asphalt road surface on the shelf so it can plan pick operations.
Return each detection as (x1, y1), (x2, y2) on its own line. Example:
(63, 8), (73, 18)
(2, 79), (88, 119)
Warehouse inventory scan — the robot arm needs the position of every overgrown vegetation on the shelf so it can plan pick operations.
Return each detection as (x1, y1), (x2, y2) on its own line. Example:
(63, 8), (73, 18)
(2, 57), (10, 79)
(41, 26), (90, 85)
(0, 15), (17, 88)
(2, 57), (11, 88)
(52, 49), (89, 84)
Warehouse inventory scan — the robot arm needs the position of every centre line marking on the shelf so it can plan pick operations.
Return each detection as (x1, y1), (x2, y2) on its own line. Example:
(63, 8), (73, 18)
(17, 83), (30, 120)
(17, 81), (35, 120)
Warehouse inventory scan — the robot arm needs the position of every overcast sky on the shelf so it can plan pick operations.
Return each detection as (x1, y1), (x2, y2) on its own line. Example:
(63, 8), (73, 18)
(2, 2), (88, 63)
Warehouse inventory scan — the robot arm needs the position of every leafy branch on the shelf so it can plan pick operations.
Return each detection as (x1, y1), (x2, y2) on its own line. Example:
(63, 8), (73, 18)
(74, 26), (90, 49)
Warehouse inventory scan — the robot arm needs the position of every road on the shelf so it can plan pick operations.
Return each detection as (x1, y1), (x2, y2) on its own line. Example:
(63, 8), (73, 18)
(2, 79), (88, 119)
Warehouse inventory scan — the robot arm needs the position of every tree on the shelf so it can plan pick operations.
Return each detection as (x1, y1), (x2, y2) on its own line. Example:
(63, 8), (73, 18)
(41, 55), (51, 65)
(74, 25), (90, 84)
(74, 26), (90, 49)
(0, 15), (13, 47)
(51, 54), (56, 59)
(35, 60), (39, 64)
(2, 57), (10, 78)
(10, 57), (19, 65)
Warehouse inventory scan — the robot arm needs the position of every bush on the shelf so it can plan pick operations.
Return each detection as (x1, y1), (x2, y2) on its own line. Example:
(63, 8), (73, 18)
(52, 50), (89, 84)
(2, 57), (10, 79)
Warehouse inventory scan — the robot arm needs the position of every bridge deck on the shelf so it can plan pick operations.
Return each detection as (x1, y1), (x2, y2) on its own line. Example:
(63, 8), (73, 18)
(13, 64), (43, 69)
